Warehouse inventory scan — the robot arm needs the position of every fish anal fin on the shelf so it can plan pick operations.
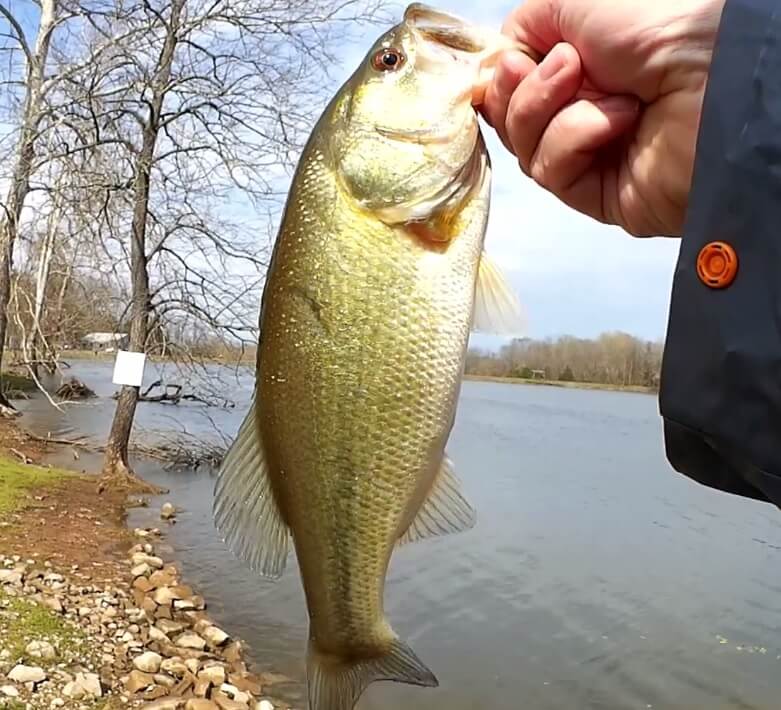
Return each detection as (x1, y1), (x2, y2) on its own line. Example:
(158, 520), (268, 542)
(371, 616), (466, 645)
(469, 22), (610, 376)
(473, 250), (527, 336)
(307, 636), (438, 710)
(398, 454), (477, 546)
(212, 392), (289, 579)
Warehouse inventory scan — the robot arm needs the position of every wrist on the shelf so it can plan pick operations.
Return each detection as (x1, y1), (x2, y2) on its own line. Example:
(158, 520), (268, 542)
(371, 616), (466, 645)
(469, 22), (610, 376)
(656, 0), (727, 92)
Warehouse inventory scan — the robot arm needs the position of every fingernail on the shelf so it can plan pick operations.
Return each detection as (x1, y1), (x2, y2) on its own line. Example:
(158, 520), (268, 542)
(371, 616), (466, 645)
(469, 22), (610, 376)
(538, 47), (566, 80)
(595, 95), (640, 113)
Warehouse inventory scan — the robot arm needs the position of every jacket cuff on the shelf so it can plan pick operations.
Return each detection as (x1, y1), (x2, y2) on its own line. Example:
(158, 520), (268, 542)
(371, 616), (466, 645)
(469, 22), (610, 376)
(660, 0), (781, 507)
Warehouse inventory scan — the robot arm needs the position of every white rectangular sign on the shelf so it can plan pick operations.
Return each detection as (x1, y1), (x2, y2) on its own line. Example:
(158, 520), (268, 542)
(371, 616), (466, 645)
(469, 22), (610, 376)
(112, 350), (146, 388)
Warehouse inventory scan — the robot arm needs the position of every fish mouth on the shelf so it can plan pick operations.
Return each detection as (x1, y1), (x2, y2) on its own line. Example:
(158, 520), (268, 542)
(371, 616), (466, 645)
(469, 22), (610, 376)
(404, 3), (493, 54)
(403, 3), (542, 104)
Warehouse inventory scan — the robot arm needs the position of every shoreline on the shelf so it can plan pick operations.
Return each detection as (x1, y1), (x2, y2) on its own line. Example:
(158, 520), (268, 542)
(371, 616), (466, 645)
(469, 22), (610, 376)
(463, 373), (657, 395)
(0, 419), (295, 710)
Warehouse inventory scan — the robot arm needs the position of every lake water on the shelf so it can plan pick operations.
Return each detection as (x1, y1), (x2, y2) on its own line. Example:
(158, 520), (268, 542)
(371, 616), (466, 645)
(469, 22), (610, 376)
(16, 360), (781, 710)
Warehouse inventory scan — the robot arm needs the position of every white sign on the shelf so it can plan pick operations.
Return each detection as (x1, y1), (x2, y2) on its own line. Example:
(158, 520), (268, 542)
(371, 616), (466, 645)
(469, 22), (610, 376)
(112, 350), (147, 388)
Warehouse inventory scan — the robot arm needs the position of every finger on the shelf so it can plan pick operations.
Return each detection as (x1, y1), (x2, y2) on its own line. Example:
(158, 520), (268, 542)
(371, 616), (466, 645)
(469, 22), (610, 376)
(501, 0), (567, 52)
(504, 42), (582, 175)
(529, 94), (640, 220)
(479, 49), (538, 151)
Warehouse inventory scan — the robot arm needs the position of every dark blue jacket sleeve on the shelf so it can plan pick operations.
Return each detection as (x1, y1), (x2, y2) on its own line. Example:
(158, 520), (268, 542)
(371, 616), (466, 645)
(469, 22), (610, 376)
(660, 0), (781, 508)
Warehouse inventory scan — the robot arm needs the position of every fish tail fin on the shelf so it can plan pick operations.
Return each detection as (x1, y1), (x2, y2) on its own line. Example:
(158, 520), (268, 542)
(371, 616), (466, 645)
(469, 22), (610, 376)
(306, 635), (438, 710)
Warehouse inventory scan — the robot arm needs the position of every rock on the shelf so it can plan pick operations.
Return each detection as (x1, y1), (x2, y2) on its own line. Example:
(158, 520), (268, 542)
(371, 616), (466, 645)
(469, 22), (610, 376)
(156, 619), (186, 635)
(161, 503), (176, 519)
(155, 604), (173, 620)
(197, 666), (226, 687)
(0, 569), (23, 585)
(8, 664), (46, 684)
(143, 685), (169, 700)
(185, 659), (200, 676)
(42, 595), (64, 613)
(149, 626), (168, 643)
(131, 552), (164, 570)
(160, 658), (188, 676)
(50, 699), (65, 708)
(212, 690), (248, 710)
(134, 576), (153, 593)
(256, 702), (273, 710)
(141, 697), (186, 709)
(75, 672), (103, 698)
(174, 632), (206, 650)
(229, 675), (261, 696)
(26, 640), (57, 660)
(0, 686), (19, 698)
(223, 642), (243, 663)
(125, 670), (156, 694)
(173, 598), (196, 611)
(186, 701), (219, 710)
(149, 571), (177, 589)
(153, 587), (180, 605)
(154, 673), (177, 689)
(202, 625), (229, 647)
(142, 597), (158, 616)
(131, 563), (152, 578)
(220, 684), (251, 704)
(133, 651), (163, 673)
(62, 681), (85, 700)
(194, 678), (211, 697)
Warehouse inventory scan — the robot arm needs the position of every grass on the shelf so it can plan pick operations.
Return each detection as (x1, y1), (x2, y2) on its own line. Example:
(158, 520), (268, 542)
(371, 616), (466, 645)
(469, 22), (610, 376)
(0, 456), (72, 516)
(0, 590), (87, 667)
(464, 373), (657, 394)
(1, 371), (36, 393)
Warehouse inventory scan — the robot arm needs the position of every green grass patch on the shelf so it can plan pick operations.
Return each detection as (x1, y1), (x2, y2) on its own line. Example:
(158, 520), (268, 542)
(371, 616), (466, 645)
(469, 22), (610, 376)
(1, 371), (36, 394)
(0, 590), (87, 667)
(0, 456), (72, 516)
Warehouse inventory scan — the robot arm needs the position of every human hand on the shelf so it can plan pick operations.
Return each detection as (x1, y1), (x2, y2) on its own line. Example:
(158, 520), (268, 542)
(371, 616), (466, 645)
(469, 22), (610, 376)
(479, 0), (726, 237)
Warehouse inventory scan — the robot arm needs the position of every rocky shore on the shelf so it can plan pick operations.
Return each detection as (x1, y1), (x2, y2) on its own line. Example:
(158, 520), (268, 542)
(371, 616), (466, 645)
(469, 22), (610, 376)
(0, 513), (290, 709)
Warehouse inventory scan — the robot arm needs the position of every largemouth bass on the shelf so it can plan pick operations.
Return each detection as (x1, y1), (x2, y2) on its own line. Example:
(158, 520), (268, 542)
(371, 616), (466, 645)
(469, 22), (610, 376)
(214, 4), (532, 708)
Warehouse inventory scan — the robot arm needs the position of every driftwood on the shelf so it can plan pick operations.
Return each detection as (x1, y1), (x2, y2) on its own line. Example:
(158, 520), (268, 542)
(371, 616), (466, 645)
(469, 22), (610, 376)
(55, 377), (96, 400)
(115, 379), (232, 408)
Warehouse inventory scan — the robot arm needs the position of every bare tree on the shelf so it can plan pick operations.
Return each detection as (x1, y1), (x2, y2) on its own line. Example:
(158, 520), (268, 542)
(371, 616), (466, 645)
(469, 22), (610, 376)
(43, 0), (389, 487)
(0, 0), (61, 412)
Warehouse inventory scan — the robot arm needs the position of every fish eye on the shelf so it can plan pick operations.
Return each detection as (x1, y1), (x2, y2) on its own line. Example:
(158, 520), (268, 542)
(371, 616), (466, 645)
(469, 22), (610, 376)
(372, 47), (405, 71)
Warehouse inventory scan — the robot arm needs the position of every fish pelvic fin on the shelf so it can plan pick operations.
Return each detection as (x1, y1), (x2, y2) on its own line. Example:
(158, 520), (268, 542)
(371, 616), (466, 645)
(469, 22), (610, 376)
(397, 453), (477, 546)
(306, 636), (438, 710)
(472, 249), (527, 336)
(212, 389), (290, 579)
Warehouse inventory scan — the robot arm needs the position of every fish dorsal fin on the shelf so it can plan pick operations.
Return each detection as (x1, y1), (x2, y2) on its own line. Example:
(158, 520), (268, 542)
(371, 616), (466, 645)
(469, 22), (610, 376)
(213, 392), (290, 579)
(472, 250), (527, 336)
(398, 454), (477, 546)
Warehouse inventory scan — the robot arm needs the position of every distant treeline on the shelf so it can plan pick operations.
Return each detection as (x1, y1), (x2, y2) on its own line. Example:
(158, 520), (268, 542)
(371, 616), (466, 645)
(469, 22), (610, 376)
(466, 331), (664, 389)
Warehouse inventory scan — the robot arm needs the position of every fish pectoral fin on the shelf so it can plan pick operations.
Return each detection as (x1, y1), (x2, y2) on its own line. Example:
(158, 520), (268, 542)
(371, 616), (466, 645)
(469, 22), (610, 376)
(472, 250), (528, 336)
(212, 391), (289, 579)
(307, 636), (438, 710)
(397, 454), (477, 546)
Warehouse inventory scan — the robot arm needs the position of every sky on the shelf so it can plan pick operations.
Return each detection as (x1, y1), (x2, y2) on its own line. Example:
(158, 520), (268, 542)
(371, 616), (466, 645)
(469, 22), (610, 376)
(1, 0), (684, 349)
(333, 0), (683, 347)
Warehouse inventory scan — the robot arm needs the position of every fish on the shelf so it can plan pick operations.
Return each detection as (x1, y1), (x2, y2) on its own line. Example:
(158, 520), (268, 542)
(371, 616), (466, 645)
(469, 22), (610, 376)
(213, 4), (532, 709)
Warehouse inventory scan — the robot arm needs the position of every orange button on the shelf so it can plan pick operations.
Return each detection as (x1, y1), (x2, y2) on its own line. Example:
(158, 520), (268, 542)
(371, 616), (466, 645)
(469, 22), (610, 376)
(697, 241), (738, 288)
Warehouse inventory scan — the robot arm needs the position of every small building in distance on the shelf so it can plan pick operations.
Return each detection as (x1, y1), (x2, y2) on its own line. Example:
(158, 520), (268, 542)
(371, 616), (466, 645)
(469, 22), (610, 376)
(81, 332), (128, 353)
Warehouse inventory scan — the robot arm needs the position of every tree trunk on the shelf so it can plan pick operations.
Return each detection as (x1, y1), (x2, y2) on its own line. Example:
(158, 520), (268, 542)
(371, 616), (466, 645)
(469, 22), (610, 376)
(0, 0), (57, 413)
(100, 0), (184, 491)
(25, 191), (60, 378)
